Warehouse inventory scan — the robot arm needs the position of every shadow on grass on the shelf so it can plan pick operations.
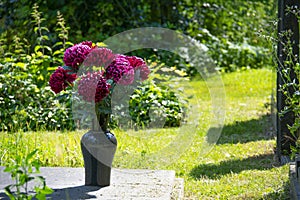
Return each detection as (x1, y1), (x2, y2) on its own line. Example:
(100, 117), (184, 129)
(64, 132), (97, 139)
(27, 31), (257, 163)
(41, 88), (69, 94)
(206, 114), (275, 145)
(189, 153), (278, 180)
(259, 180), (290, 200)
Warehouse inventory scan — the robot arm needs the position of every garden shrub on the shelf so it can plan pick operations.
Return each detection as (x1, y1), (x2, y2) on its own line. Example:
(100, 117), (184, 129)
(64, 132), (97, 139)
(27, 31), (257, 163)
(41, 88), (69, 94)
(209, 36), (271, 72)
(0, 6), (75, 131)
(0, 42), (75, 131)
(129, 81), (187, 128)
(180, 1), (275, 72)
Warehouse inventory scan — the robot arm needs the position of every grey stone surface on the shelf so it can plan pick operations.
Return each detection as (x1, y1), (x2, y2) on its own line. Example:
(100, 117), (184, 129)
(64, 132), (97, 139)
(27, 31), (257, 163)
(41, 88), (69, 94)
(0, 166), (182, 200)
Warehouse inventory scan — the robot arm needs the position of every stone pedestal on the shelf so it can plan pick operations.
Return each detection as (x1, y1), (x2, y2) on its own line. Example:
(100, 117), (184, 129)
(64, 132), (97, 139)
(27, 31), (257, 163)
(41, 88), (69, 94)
(0, 167), (184, 200)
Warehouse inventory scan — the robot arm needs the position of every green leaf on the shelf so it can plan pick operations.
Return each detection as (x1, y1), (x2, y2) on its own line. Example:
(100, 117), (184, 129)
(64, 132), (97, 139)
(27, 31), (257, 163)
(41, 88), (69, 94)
(4, 186), (16, 200)
(34, 27), (39, 34)
(44, 186), (54, 194)
(40, 186), (53, 195)
(4, 166), (14, 172)
(32, 160), (41, 172)
(15, 62), (27, 70)
(26, 149), (38, 162)
(65, 41), (74, 47)
(53, 50), (63, 56)
(34, 46), (41, 53)
(25, 176), (35, 183)
(41, 35), (49, 41)
(35, 193), (46, 200)
(47, 66), (58, 71)
(52, 42), (63, 48)
(40, 27), (49, 32)
(96, 42), (107, 47)
(43, 46), (52, 53)
(16, 169), (24, 174)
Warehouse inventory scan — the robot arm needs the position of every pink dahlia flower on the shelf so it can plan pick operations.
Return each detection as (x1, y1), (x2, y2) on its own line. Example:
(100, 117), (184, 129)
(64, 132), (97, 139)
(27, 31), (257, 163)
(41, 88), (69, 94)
(63, 41), (94, 71)
(78, 71), (110, 103)
(83, 47), (115, 68)
(106, 55), (134, 85)
(49, 67), (77, 94)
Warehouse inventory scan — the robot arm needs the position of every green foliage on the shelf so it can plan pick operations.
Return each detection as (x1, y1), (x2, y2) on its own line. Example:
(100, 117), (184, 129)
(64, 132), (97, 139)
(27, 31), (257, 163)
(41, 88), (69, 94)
(129, 62), (188, 128)
(4, 147), (53, 200)
(277, 53), (300, 158)
(129, 81), (186, 128)
(0, 53), (74, 131)
(0, 0), (275, 74)
(55, 11), (69, 48)
(182, 0), (275, 72)
(207, 36), (271, 72)
(31, 3), (50, 54)
(0, 7), (74, 132)
(0, 35), (74, 131)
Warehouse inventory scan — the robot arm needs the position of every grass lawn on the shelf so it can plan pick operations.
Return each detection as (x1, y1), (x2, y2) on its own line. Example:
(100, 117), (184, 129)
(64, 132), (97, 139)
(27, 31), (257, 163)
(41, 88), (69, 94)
(0, 68), (289, 199)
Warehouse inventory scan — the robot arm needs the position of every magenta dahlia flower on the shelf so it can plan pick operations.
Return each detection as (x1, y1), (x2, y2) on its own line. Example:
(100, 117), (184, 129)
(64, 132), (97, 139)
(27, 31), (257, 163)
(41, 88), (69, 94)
(126, 56), (146, 69)
(80, 41), (94, 48)
(118, 68), (135, 85)
(78, 72), (111, 103)
(63, 41), (94, 71)
(49, 67), (77, 94)
(83, 47), (115, 68)
(125, 55), (149, 81)
(135, 64), (150, 81)
(106, 55), (134, 85)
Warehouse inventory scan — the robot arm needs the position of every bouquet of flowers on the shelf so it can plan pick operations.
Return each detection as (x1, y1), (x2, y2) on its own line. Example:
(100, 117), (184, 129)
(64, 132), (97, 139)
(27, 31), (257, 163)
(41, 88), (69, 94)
(49, 41), (150, 139)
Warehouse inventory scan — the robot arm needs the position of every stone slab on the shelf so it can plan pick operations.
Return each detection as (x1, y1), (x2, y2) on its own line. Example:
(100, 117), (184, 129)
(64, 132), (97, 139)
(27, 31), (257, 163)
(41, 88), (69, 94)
(0, 166), (177, 200)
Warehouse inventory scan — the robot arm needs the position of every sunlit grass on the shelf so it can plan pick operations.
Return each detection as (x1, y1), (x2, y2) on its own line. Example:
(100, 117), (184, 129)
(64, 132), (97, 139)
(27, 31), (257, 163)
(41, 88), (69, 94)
(0, 68), (289, 199)
(0, 131), (84, 167)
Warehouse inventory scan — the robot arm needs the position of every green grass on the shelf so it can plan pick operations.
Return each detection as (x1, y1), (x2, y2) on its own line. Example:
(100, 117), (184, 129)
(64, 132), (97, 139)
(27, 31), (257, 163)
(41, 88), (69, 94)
(0, 68), (289, 199)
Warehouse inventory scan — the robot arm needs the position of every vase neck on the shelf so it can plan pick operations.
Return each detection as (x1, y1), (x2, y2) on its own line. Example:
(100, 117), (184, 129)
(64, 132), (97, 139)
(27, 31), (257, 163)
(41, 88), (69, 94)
(94, 100), (111, 132)
(97, 112), (110, 132)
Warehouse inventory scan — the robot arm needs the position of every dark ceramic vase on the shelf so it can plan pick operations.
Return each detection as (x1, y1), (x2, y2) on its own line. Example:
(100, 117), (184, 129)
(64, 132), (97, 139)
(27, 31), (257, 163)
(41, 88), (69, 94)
(81, 114), (117, 187)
